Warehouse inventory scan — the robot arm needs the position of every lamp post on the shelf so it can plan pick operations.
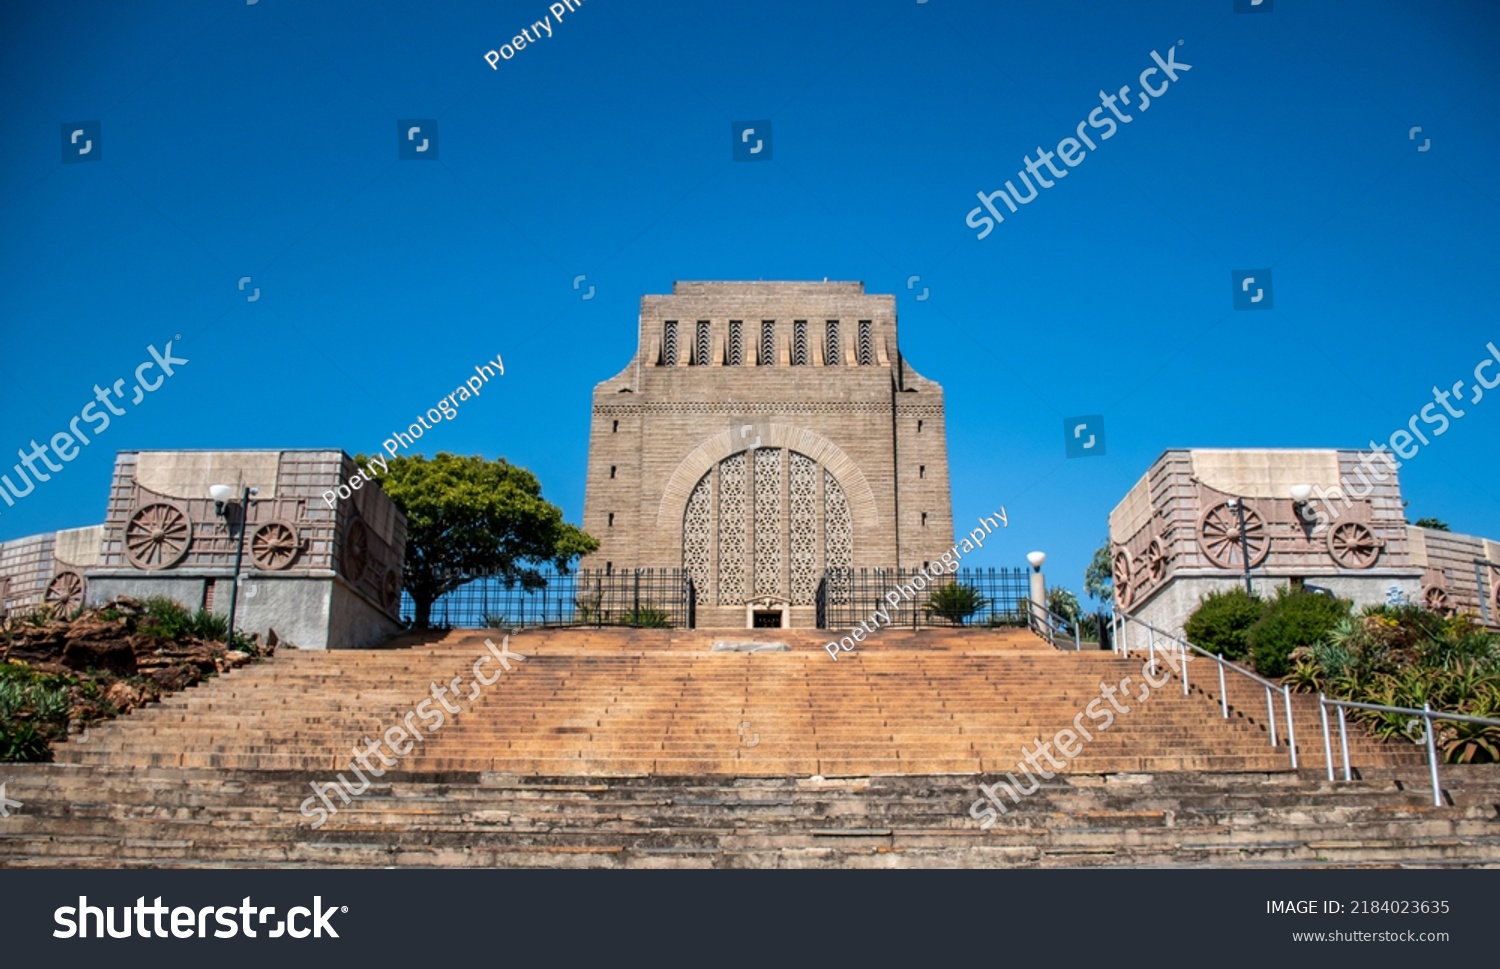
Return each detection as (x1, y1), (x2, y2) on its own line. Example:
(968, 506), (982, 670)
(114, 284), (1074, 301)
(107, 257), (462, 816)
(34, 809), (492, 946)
(211, 483), (258, 647)
(1287, 483), (1315, 593)
(1224, 498), (1253, 595)
(1289, 483), (1314, 525)
(1026, 550), (1047, 624)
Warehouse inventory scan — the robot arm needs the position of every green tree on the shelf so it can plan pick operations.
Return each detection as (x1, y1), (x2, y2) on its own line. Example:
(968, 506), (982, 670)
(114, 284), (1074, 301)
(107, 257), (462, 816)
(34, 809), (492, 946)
(1412, 517), (1450, 531)
(1083, 539), (1113, 605)
(361, 453), (598, 628)
(1047, 587), (1081, 624)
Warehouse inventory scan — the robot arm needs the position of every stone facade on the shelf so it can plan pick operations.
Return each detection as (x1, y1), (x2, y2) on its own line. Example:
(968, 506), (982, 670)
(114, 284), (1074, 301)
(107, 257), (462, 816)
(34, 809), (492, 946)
(32, 449), (410, 650)
(1409, 525), (1500, 622)
(581, 281), (955, 627)
(1109, 447), (1500, 639)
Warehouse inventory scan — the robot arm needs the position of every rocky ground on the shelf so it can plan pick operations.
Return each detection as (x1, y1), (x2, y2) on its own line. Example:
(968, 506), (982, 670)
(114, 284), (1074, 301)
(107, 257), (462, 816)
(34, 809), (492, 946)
(0, 597), (272, 757)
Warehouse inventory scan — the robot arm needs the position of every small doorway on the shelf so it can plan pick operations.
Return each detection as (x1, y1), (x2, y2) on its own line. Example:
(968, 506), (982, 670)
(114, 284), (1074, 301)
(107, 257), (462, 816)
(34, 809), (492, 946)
(743, 595), (790, 629)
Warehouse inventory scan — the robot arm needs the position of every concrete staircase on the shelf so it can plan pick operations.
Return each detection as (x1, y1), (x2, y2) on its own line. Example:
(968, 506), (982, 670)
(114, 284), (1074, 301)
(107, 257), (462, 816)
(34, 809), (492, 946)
(1, 626), (1490, 868)
(1, 766), (1496, 868)
(53, 626), (1313, 776)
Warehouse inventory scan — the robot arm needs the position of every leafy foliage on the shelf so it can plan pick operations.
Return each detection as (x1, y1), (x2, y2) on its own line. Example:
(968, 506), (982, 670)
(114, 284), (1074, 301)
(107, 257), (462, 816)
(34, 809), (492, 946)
(1083, 539), (1113, 605)
(924, 582), (987, 626)
(1245, 587), (1352, 678)
(0, 720), (50, 762)
(1183, 587), (1265, 661)
(0, 595), (265, 763)
(138, 596), (255, 653)
(574, 603), (673, 628)
(1282, 600), (1500, 764)
(1047, 587), (1081, 625)
(360, 453), (599, 628)
(0, 665), (75, 763)
(622, 607), (671, 628)
(1411, 517), (1450, 531)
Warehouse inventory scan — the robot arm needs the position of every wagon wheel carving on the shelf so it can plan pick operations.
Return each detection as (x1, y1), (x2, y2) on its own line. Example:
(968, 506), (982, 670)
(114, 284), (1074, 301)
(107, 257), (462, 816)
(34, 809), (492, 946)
(1112, 549), (1134, 610)
(343, 519), (370, 581)
(1327, 521), (1382, 569)
(125, 503), (191, 569)
(383, 570), (401, 610)
(44, 571), (85, 610)
(250, 520), (300, 571)
(1198, 501), (1269, 570)
(1142, 538), (1168, 583)
(1422, 585), (1452, 615)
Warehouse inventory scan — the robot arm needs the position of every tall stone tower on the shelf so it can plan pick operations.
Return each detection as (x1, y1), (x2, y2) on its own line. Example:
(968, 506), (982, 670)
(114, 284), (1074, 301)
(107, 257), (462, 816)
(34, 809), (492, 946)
(581, 281), (954, 628)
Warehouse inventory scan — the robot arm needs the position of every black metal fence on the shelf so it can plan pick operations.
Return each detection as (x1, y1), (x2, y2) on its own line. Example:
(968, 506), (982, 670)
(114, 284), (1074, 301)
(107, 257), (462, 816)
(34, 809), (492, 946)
(816, 567), (1031, 629)
(400, 568), (695, 629)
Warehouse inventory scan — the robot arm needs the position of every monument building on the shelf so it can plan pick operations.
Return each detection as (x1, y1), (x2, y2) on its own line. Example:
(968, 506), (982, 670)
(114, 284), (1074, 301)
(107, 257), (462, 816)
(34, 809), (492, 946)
(581, 281), (955, 628)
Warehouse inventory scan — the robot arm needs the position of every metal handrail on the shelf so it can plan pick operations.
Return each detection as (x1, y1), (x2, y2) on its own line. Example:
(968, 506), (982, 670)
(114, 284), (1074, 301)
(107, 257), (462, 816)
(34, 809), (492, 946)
(1112, 609), (1298, 767)
(1025, 599), (1081, 651)
(1112, 608), (1499, 806)
(1317, 694), (1500, 805)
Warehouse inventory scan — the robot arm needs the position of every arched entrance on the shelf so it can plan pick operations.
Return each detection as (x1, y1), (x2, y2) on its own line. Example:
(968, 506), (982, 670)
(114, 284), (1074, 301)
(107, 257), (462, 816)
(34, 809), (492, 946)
(681, 446), (854, 625)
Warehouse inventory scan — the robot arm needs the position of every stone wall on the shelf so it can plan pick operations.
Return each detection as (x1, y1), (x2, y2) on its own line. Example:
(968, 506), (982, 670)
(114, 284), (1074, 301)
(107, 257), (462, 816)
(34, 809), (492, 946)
(0, 531), (57, 615)
(1409, 525), (1500, 621)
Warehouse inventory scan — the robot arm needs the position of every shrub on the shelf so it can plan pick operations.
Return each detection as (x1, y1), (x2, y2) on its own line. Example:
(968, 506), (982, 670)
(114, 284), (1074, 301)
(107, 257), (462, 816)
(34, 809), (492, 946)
(1418, 612), (1500, 671)
(138, 597), (255, 650)
(1246, 587), (1351, 678)
(621, 607), (671, 628)
(139, 596), (195, 640)
(189, 608), (230, 642)
(926, 582), (987, 626)
(1281, 597), (1500, 764)
(0, 720), (51, 762)
(0, 663), (74, 762)
(1183, 587), (1265, 661)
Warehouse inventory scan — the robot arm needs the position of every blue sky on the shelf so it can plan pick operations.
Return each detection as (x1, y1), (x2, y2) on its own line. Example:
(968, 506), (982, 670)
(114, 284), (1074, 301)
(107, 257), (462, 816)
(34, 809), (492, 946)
(2, 0), (1497, 604)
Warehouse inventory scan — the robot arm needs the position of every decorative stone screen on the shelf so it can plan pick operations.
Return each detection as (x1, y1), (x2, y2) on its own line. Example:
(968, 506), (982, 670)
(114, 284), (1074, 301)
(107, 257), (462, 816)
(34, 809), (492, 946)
(682, 448), (854, 606)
